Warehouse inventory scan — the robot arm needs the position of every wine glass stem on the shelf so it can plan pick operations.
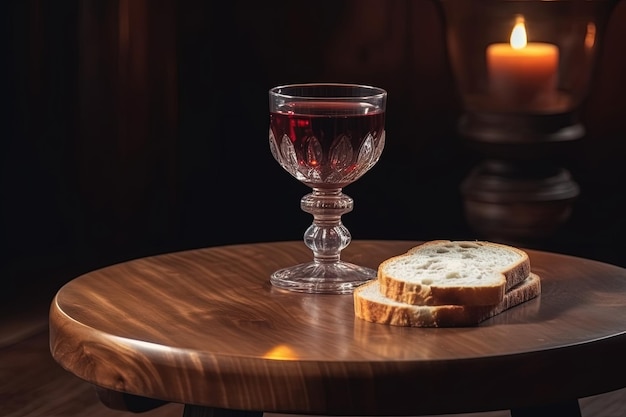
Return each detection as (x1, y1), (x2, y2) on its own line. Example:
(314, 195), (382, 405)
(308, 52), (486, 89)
(301, 188), (353, 264)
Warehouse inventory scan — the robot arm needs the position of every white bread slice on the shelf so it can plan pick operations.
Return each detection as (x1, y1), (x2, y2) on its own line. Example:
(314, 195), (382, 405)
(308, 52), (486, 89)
(354, 273), (541, 327)
(378, 240), (531, 306)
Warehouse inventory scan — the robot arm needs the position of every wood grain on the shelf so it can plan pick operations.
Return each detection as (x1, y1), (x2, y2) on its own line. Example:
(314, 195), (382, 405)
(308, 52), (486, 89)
(3, 327), (626, 417)
(49, 241), (626, 415)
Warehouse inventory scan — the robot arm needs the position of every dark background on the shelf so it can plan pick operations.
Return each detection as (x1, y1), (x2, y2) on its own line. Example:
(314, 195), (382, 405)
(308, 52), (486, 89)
(2, 0), (625, 305)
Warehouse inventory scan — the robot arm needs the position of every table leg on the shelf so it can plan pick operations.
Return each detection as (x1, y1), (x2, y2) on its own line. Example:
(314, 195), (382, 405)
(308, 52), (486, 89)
(183, 406), (263, 417)
(511, 400), (582, 417)
(94, 387), (169, 412)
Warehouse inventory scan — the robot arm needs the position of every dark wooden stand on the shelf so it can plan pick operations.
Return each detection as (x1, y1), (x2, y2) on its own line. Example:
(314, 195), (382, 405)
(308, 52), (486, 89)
(459, 110), (582, 246)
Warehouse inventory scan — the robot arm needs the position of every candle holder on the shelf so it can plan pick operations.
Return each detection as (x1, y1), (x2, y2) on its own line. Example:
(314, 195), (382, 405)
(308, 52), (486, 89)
(435, 0), (619, 245)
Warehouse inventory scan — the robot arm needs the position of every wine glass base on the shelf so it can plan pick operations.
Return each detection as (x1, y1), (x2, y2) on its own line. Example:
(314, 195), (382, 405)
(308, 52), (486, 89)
(270, 261), (376, 294)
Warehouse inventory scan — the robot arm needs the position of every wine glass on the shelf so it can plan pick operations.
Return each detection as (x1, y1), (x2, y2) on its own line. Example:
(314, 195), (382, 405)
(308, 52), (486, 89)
(268, 83), (387, 294)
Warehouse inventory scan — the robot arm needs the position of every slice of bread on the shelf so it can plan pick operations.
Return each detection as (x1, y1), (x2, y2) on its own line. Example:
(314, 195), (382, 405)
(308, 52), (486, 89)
(354, 273), (541, 327)
(378, 240), (531, 306)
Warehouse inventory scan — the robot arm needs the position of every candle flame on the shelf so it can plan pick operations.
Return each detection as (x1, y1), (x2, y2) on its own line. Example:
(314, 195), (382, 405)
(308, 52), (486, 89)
(510, 16), (527, 50)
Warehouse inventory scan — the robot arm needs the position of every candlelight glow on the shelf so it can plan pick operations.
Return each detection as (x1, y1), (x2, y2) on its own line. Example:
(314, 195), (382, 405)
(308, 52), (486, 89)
(486, 14), (559, 110)
(510, 16), (528, 50)
(263, 344), (299, 360)
(585, 22), (597, 48)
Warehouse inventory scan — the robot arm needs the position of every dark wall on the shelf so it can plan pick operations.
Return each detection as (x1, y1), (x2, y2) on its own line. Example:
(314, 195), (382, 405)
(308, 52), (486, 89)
(2, 0), (626, 303)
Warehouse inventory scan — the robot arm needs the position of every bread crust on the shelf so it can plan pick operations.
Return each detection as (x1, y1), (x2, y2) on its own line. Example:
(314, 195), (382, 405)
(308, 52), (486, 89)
(354, 273), (541, 328)
(378, 240), (531, 306)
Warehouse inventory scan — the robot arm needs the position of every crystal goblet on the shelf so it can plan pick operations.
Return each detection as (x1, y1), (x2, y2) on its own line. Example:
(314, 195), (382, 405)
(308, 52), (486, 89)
(268, 83), (387, 294)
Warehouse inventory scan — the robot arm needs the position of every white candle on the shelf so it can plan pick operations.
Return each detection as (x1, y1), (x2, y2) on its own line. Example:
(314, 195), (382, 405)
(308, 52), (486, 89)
(487, 16), (559, 109)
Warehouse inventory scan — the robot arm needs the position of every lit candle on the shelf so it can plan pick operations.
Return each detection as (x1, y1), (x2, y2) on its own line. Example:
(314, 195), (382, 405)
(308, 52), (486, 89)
(487, 16), (559, 109)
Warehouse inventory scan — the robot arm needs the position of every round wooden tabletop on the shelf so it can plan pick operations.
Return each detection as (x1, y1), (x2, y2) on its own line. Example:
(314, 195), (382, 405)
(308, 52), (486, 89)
(49, 240), (626, 416)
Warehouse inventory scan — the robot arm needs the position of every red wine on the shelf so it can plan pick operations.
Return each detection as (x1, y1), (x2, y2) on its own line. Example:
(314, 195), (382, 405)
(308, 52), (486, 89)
(270, 101), (385, 188)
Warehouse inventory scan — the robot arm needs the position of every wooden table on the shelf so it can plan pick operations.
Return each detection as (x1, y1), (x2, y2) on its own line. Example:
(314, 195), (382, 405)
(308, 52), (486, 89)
(49, 241), (626, 417)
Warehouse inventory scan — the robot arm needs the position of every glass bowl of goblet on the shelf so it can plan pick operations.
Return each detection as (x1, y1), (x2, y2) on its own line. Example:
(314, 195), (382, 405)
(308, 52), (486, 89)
(268, 83), (387, 294)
